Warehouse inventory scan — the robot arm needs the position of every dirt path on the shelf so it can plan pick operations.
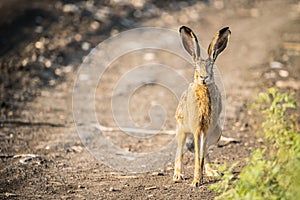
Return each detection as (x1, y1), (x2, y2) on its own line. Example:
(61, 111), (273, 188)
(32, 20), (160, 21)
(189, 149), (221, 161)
(1, 0), (299, 199)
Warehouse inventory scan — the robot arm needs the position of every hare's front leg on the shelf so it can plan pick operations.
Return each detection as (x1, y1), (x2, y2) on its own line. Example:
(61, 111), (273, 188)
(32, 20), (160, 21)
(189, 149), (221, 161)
(173, 128), (187, 182)
(191, 130), (206, 187)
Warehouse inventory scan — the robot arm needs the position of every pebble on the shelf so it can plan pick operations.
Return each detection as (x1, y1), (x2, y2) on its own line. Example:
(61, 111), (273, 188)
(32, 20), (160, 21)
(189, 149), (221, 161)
(110, 29), (119, 36)
(109, 187), (120, 192)
(74, 34), (82, 42)
(35, 26), (43, 33)
(63, 4), (79, 13)
(152, 171), (165, 176)
(38, 55), (46, 63)
(135, 0), (147, 8)
(81, 42), (91, 51)
(22, 58), (29, 66)
(35, 41), (44, 49)
(45, 59), (52, 68)
(63, 65), (73, 73)
(49, 79), (56, 86)
(278, 70), (289, 77)
(90, 21), (100, 30)
(270, 61), (283, 69)
(71, 145), (83, 153)
(55, 68), (62, 76)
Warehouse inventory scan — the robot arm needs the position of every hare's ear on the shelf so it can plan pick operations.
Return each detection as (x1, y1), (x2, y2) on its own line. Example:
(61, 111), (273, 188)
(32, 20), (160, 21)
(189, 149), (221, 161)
(179, 26), (200, 61)
(208, 27), (231, 61)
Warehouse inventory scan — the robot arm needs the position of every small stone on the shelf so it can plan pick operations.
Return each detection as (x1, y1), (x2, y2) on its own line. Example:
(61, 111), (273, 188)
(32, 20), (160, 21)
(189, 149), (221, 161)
(270, 61), (283, 69)
(81, 42), (91, 51)
(78, 185), (85, 189)
(35, 26), (43, 33)
(257, 138), (264, 143)
(38, 55), (46, 63)
(67, 190), (74, 194)
(71, 145), (83, 153)
(63, 4), (79, 13)
(49, 79), (56, 86)
(166, 166), (173, 171)
(278, 70), (289, 77)
(35, 41), (44, 49)
(109, 187), (120, 192)
(152, 171), (164, 176)
(55, 68), (62, 76)
(22, 58), (29, 66)
(45, 145), (51, 150)
(110, 29), (119, 36)
(131, 0), (146, 9)
(74, 34), (82, 42)
(90, 21), (100, 30)
(45, 60), (52, 68)
(63, 65), (73, 73)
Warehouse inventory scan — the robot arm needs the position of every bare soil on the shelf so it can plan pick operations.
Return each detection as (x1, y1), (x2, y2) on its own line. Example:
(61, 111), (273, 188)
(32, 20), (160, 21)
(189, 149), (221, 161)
(0, 0), (299, 199)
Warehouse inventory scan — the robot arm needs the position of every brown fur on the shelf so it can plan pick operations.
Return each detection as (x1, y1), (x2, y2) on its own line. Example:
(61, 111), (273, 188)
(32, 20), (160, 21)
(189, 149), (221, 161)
(193, 84), (211, 134)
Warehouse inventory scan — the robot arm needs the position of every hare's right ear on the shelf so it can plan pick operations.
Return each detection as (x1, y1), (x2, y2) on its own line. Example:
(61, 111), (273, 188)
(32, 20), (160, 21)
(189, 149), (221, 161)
(179, 26), (200, 61)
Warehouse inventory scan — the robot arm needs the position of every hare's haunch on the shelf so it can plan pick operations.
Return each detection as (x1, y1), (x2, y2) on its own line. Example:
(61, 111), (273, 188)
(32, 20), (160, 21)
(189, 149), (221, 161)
(173, 26), (231, 187)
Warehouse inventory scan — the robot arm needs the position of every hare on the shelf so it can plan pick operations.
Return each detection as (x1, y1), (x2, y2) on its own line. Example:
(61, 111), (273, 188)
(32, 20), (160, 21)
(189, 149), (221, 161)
(173, 26), (231, 187)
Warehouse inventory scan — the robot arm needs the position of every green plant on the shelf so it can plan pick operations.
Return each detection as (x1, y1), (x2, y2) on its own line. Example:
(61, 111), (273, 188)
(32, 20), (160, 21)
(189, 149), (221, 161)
(210, 88), (300, 200)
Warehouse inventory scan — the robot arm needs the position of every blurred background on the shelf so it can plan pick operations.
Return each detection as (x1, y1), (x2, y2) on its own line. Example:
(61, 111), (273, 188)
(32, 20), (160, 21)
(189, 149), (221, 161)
(0, 0), (299, 199)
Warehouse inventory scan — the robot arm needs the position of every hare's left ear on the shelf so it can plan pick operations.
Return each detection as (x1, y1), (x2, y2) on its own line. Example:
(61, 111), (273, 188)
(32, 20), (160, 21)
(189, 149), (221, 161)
(208, 27), (231, 61)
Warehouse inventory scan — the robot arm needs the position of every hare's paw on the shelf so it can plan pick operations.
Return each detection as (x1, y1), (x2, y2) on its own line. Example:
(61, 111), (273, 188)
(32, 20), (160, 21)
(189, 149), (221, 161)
(173, 173), (184, 182)
(205, 168), (221, 177)
(205, 164), (221, 178)
(191, 179), (203, 187)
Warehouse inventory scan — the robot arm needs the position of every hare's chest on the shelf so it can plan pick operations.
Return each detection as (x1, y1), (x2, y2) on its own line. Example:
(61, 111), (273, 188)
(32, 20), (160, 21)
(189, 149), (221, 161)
(185, 85), (211, 131)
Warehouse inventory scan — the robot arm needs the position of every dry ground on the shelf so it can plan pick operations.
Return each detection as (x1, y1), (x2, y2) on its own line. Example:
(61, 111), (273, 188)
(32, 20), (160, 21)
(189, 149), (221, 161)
(0, 0), (299, 199)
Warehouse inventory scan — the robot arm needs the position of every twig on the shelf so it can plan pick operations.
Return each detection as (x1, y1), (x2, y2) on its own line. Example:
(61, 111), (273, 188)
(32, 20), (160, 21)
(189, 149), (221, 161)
(145, 186), (157, 190)
(96, 124), (175, 135)
(96, 124), (241, 144)
(0, 120), (65, 127)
